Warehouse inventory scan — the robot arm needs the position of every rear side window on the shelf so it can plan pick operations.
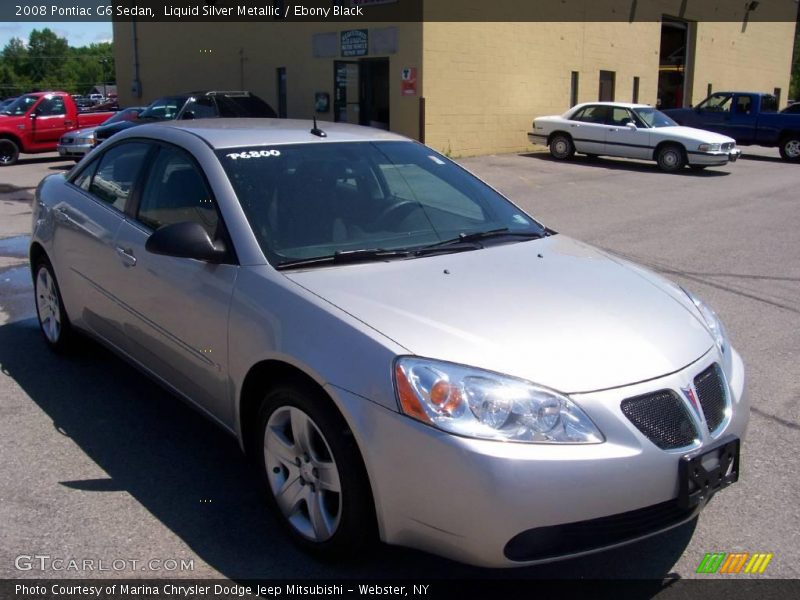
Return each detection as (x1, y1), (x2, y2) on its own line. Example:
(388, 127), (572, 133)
(88, 142), (150, 211)
(760, 95), (778, 113)
(136, 146), (219, 237)
(572, 106), (609, 124)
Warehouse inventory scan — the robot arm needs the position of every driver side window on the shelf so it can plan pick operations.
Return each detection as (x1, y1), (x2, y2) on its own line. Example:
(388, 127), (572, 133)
(700, 93), (733, 113)
(137, 146), (220, 238)
(36, 96), (66, 116)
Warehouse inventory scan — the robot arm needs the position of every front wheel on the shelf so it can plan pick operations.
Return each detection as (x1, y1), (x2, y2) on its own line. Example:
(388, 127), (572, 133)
(256, 383), (376, 557)
(778, 135), (800, 162)
(656, 144), (686, 172)
(549, 134), (575, 160)
(0, 139), (20, 166)
(34, 259), (74, 352)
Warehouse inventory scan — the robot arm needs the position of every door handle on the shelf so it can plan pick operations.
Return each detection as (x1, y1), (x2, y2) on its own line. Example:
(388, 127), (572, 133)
(55, 206), (79, 225)
(115, 246), (137, 267)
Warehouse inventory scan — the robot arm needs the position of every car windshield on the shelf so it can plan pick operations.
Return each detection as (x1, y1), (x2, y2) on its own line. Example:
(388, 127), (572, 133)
(632, 107), (677, 128)
(138, 96), (188, 120)
(1, 94), (39, 116)
(217, 141), (546, 267)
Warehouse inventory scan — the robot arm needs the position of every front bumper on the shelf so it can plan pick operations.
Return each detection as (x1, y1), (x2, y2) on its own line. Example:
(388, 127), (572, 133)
(689, 148), (741, 166)
(57, 142), (93, 158)
(328, 348), (747, 568)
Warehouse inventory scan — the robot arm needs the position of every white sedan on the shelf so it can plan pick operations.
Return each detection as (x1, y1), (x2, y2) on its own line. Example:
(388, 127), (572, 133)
(529, 102), (741, 172)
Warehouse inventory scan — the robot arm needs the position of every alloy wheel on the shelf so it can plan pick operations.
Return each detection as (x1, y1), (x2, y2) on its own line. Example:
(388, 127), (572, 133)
(264, 406), (342, 542)
(35, 266), (61, 344)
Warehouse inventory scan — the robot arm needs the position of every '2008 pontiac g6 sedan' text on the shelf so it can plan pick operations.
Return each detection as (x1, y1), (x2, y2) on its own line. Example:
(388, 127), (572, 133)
(30, 119), (747, 567)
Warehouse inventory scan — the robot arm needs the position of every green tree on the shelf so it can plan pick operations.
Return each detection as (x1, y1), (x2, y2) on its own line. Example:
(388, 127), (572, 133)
(27, 28), (69, 84)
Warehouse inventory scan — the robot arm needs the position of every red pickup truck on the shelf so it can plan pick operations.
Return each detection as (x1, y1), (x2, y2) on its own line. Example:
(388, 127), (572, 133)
(0, 92), (115, 166)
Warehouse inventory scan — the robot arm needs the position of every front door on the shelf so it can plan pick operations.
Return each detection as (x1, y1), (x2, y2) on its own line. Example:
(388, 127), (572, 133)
(604, 106), (651, 159)
(110, 144), (237, 423)
(31, 95), (68, 145)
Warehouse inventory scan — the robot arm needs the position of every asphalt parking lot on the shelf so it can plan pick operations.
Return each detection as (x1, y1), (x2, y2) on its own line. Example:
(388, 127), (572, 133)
(0, 148), (798, 582)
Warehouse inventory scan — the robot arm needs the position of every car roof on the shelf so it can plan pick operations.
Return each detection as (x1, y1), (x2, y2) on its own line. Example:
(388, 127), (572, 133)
(570, 102), (652, 110)
(133, 118), (411, 148)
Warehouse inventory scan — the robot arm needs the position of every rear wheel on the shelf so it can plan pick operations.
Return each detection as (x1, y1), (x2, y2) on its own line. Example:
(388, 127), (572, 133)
(255, 382), (376, 558)
(0, 139), (20, 166)
(549, 134), (575, 160)
(34, 259), (74, 352)
(778, 135), (800, 162)
(656, 144), (686, 172)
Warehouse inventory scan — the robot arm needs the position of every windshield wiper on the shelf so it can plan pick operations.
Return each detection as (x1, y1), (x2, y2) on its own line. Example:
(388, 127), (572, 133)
(276, 248), (412, 270)
(419, 227), (547, 251)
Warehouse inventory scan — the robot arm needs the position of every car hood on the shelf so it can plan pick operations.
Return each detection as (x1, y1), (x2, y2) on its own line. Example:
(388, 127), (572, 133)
(654, 125), (735, 144)
(96, 119), (143, 137)
(62, 126), (96, 139)
(284, 236), (713, 393)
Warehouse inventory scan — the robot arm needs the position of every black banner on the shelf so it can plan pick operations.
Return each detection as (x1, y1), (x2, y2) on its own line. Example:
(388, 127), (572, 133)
(4, 579), (800, 600)
(1, 0), (798, 23)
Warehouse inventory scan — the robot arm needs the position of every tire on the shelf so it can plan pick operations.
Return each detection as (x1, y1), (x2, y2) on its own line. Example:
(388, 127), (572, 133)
(255, 382), (376, 558)
(656, 144), (686, 172)
(0, 138), (20, 166)
(778, 135), (800, 162)
(549, 134), (575, 160)
(33, 258), (74, 353)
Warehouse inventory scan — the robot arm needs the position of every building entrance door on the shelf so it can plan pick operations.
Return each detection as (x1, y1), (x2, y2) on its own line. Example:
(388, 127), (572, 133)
(334, 58), (390, 129)
(658, 19), (691, 109)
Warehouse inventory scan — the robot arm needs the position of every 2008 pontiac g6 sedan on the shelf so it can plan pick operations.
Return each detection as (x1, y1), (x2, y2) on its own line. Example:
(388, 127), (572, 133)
(30, 119), (748, 568)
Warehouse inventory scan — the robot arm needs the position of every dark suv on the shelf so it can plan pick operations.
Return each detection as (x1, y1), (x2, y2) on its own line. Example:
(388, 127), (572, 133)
(94, 90), (277, 144)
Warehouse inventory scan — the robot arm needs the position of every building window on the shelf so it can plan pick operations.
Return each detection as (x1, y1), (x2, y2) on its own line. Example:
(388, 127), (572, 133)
(774, 87), (782, 109)
(599, 70), (615, 102)
(570, 71), (579, 107)
(632, 76), (640, 103)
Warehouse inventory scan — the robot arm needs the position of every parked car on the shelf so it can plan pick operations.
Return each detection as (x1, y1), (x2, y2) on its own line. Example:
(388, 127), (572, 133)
(0, 96), (18, 111)
(31, 119), (747, 567)
(663, 92), (800, 162)
(93, 90), (277, 144)
(57, 107), (144, 160)
(88, 93), (105, 103)
(0, 92), (115, 165)
(780, 103), (800, 115)
(529, 102), (740, 172)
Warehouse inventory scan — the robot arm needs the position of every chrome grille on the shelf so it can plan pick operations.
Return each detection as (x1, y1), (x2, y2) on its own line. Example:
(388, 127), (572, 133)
(721, 142), (734, 151)
(621, 390), (698, 450)
(694, 363), (728, 434)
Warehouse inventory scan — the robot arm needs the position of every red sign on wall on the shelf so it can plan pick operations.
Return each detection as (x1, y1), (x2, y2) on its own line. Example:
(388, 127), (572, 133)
(401, 67), (417, 96)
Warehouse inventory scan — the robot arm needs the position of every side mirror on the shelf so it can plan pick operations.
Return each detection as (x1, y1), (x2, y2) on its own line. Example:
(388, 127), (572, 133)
(626, 122), (637, 130)
(145, 221), (227, 263)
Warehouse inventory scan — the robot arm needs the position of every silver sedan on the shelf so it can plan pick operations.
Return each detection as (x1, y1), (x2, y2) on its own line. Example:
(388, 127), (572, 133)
(30, 119), (748, 567)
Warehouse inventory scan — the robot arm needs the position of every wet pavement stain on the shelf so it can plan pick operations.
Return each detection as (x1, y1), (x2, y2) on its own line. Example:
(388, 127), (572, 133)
(0, 235), (30, 258)
(0, 264), (35, 323)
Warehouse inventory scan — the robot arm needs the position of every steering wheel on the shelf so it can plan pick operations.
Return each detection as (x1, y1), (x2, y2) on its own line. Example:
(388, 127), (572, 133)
(372, 199), (420, 231)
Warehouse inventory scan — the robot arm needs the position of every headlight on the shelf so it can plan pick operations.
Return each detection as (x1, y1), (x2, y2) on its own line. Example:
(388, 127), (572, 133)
(681, 288), (731, 371)
(698, 143), (721, 152)
(394, 357), (603, 444)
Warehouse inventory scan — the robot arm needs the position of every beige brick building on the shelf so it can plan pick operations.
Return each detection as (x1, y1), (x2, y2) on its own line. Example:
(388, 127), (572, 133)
(113, 0), (797, 156)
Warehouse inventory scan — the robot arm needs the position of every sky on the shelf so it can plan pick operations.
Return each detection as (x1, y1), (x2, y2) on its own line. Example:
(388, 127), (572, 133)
(0, 21), (113, 48)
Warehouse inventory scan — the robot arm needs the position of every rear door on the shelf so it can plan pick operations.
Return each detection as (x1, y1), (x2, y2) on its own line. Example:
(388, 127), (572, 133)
(110, 143), (238, 423)
(568, 105), (611, 154)
(724, 94), (759, 143)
